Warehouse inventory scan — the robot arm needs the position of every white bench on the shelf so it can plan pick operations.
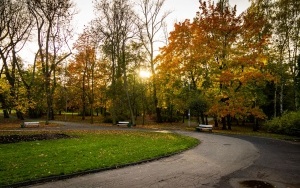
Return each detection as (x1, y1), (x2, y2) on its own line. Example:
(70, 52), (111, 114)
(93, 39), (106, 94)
(21, 122), (40, 128)
(196, 124), (213, 132)
(117, 121), (130, 127)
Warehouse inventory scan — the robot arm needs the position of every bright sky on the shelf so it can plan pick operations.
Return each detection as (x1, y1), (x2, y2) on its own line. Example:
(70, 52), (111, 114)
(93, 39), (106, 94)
(73, 0), (251, 36)
(164, 0), (250, 27)
(20, 0), (251, 65)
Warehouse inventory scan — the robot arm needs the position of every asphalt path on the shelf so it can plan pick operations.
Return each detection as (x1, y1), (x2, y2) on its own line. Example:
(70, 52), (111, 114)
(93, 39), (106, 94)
(217, 135), (300, 188)
(25, 122), (299, 188)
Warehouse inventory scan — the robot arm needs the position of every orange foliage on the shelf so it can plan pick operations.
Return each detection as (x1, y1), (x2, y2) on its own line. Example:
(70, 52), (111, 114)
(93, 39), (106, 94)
(157, 0), (272, 121)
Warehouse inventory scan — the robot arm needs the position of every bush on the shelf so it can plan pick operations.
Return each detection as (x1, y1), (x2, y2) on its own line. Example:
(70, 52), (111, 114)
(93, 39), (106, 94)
(161, 115), (180, 123)
(263, 111), (300, 136)
(103, 116), (113, 123)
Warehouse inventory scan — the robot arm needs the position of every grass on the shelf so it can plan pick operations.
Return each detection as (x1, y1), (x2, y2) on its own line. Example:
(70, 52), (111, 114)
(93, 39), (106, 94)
(0, 130), (199, 187)
(212, 126), (299, 141)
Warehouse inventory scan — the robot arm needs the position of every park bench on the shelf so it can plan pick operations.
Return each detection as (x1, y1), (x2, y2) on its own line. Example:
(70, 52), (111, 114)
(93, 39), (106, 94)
(196, 124), (213, 132)
(117, 121), (131, 127)
(21, 121), (40, 128)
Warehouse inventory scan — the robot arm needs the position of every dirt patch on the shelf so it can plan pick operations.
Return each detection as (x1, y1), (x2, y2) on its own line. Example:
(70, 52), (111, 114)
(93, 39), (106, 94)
(0, 133), (71, 144)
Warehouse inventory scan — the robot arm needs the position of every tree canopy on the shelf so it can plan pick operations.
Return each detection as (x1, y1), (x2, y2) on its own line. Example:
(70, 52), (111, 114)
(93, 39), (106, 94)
(0, 0), (299, 129)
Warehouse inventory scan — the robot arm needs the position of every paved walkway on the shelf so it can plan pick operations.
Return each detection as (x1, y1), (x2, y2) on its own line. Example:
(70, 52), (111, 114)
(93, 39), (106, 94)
(217, 135), (300, 188)
(24, 121), (299, 188)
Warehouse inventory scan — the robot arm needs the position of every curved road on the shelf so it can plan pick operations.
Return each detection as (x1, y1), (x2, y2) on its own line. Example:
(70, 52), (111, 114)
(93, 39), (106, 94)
(217, 135), (300, 188)
(25, 122), (299, 188)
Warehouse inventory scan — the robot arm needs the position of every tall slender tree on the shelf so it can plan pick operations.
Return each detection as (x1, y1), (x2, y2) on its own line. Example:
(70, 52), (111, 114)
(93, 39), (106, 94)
(71, 29), (96, 121)
(0, 0), (33, 119)
(27, 0), (74, 124)
(136, 0), (170, 123)
(272, 0), (300, 113)
(93, 0), (137, 125)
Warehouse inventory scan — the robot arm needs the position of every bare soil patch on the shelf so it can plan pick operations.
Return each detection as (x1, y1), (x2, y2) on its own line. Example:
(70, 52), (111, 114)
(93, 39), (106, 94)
(0, 133), (71, 144)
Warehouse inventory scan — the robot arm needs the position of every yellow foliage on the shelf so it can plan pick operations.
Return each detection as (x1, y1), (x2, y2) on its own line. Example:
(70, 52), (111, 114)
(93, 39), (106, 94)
(0, 78), (11, 95)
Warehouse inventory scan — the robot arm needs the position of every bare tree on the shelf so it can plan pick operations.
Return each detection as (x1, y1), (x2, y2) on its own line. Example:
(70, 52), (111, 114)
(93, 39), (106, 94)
(136, 0), (171, 122)
(27, 0), (74, 124)
(0, 0), (33, 119)
(93, 0), (138, 125)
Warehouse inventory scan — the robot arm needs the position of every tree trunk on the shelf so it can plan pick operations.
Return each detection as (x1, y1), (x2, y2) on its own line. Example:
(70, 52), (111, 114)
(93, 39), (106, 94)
(50, 107), (54, 120)
(200, 112), (205, 124)
(142, 108), (146, 125)
(280, 83), (284, 115)
(221, 117), (227, 130)
(274, 83), (277, 118)
(227, 115), (231, 130)
(82, 73), (86, 121)
(296, 56), (300, 110)
(214, 117), (219, 127)
(214, 116), (218, 127)
(124, 74), (135, 126)
(90, 67), (94, 124)
(156, 106), (162, 123)
(46, 88), (51, 125)
(3, 109), (9, 118)
(253, 118), (259, 131)
(16, 111), (24, 120)
(196, 114), (200, 124)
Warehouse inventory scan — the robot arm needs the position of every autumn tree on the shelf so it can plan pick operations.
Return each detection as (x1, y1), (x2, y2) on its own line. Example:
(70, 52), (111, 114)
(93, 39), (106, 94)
(158, 0), (271, 130)
(92, 57), (111, 117)
(199, 0), (272, 130)
(157, 19), (209, 123)
(68, 29), (97, 122)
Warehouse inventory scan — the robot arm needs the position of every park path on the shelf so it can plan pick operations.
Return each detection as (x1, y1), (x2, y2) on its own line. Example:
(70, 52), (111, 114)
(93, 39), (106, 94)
(26, 123), (260, 188)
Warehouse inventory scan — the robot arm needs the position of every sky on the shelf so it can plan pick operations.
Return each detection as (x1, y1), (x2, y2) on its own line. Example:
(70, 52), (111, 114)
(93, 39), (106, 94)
(71, 0), (251, 58)
(73, 0), (251, 36)
(20, 0), (251, 65)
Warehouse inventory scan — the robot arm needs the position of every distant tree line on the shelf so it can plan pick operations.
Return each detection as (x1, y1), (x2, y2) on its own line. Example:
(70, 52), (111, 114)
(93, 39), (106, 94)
(0, 0), (299, 129)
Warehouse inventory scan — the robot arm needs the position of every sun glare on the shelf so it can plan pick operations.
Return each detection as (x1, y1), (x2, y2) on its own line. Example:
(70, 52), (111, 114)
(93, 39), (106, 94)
(139, 70), (151, 78)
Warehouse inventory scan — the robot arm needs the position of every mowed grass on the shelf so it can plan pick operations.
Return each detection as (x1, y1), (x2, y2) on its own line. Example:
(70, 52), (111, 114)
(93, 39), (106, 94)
(212, 125), (299, 141)
(0, 130), (199, 187)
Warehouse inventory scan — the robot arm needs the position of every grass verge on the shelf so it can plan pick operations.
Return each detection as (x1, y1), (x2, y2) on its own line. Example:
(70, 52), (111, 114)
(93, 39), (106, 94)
(0, 130), (199, 187)
(212, 126), (299, 141)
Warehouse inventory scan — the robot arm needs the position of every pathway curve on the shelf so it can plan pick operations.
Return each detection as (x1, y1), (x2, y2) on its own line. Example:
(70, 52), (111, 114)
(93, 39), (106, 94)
(26, 122), (260, 188)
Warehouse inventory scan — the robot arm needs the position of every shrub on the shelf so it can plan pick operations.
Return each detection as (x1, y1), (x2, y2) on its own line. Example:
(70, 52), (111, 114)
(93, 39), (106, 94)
(103, 116), (113, 123)
(161, 115), (180, 123)
(263, 111), (300, 136)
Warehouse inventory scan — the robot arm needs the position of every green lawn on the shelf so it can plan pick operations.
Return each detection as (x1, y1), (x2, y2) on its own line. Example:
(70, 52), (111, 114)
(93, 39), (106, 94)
(0, 130), (199, 187)
(212, 126), (299, 141)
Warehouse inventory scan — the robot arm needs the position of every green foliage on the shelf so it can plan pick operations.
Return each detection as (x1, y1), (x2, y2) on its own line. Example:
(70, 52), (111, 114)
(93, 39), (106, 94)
(103, 116), (113, 123)
(263, 111), (300, 136)
(189, 97), (208, 115)
(161, 115), (181, 123)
